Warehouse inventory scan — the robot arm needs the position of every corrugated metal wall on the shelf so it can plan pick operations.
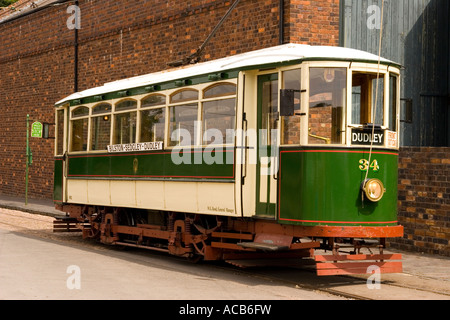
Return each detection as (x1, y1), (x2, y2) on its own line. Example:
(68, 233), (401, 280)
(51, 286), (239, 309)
(340, 0), (450, 146)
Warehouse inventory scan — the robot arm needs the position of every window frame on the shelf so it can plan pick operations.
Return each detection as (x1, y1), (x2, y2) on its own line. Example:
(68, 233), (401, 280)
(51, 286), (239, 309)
(69, 105), (90, 153)
(65, 78), (238, 154)
(90, 102), (112, 151)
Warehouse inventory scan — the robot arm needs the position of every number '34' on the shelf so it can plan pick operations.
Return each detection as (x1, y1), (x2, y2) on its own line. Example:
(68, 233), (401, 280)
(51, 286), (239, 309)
(359, 159), (380, 172)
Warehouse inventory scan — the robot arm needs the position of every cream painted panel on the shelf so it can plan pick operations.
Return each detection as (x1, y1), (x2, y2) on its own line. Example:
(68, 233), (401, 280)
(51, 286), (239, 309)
(136, 180), (165, 210)
(87, 180), (111, 206)
(110, 180), (136, 207)
(197, 182), (236, 216)
(67, 179), (88, 204)
(164, 181), (198, 213)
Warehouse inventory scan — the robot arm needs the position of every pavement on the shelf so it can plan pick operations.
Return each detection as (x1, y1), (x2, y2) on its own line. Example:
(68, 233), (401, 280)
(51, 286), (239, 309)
(0, 194), (449, 298)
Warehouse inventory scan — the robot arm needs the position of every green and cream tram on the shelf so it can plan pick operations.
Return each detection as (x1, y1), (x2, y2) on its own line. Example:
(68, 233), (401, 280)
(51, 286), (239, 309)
(54, 43), (403, 275)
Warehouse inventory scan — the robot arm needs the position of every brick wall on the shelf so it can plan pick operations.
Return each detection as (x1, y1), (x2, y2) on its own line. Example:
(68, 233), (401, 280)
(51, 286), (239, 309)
(390, 147), (450, 256)
(0, 0), (340, 199)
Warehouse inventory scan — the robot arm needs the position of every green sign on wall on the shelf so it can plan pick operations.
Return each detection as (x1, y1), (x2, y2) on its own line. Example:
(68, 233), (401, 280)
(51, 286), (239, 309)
(31, 121), (43, 138)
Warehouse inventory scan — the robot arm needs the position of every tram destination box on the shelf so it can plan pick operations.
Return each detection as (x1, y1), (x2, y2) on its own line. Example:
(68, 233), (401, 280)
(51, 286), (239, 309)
(351, 127), (384, 146)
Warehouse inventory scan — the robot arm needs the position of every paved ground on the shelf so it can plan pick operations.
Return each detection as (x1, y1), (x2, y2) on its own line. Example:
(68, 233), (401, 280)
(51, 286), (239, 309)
(0, 194), (449, 301)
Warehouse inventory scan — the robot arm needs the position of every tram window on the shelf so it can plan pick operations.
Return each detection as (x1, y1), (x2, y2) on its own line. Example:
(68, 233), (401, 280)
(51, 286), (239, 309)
(351, 73), (384, 126)
(90, 103), (112, 151)
(70, 106), (89, 152)
(115, 99), (137, 111)
(282, 69), (301, 145)
(202, 83), (236, 145)
(56, 110), (64, 155)
(309, 68), (346, 145)
(113, 100), (137, 145)
(171, 89), (198, 103)
(140, 108), (165, 143)
(204, 83), (236, 98)
(169, 103), (198, 146)
(389, 74), (398, 131)
(142, 94), (166, 108)
(113, 112), (137, 145)
(72, 106), (89, 118)
(202, 99), (235, 145)
(70, 118), (88, 152)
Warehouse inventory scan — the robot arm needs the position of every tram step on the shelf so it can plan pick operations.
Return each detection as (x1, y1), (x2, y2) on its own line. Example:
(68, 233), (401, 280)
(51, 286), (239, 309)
(315, 253), (403, 276)
(53, 218), (82, 233)
(237, 242), (290, 252)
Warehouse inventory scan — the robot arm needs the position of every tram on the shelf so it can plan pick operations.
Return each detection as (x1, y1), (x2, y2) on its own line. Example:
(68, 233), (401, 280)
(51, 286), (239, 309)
(53, 43), (404, 275)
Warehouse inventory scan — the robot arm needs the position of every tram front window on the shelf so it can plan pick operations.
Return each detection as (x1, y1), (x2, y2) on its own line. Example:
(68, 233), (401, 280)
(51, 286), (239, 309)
(351, 72), (384, 126)
(308, 67), (346, 145)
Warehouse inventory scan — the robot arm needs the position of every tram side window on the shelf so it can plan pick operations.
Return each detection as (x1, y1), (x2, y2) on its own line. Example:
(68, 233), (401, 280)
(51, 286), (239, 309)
(70, 106), (89, 152)
(389, 74), (398, 131)
(56, 109), (64, 155)
(169, 89), (199, 146)
(113, 100), (137, 145)
(202, 83), (236, 145)
(351, 73), (384, 126)
(309, 68), (346, 144)
(140, 94), (166, 143)
(282, 69), (301, 145)
(90, 103), (112, 151)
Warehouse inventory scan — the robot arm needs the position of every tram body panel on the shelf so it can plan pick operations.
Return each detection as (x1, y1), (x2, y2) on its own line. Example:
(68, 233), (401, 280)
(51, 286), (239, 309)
(278, 147), (398, 226)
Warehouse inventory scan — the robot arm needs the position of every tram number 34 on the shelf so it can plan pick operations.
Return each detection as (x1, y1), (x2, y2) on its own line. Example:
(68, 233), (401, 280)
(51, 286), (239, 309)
(359, 159), (380, 172)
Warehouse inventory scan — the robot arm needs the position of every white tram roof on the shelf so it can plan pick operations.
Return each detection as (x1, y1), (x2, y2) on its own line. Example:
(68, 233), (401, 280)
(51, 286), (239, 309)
(56, 43), (398, 106)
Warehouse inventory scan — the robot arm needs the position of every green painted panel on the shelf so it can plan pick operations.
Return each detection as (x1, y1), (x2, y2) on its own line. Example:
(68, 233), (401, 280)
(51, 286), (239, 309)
(278, 147), (399, 226)
(53, 158), (64, 203)
(67, 148), (235, 181)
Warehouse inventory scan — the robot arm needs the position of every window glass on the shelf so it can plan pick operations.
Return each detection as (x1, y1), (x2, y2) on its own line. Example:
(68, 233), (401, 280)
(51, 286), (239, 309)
(260, 77), (279, 147)
(56, 110), (64, 155)
(91, 113), (111, 151)
(169, 103), (198, 146)
(142, 94), (166, 108)
(140, 108), (165, 143)
(351, 72), (384, 126)
(116, 99), (137, 112)
(204, 83), (236, 98)
(282, 69), (301, 145)
(113, 112), (137, 144)
(202, 98), (235, 145)
(70, 118), (88, 152)
(171, 89), (198, 103)
(92, 103), (112, 114)
(309, 68), (346, 144)
(72, 106), (89, 118)
(389, 74), (398, 131)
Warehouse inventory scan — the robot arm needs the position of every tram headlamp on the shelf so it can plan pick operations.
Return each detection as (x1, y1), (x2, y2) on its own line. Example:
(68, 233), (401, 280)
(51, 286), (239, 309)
(362, 179), (385, 202)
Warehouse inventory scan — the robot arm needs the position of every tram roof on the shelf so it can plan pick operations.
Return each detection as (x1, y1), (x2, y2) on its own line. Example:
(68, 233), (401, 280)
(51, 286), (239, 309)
(56, 43), (399, 106)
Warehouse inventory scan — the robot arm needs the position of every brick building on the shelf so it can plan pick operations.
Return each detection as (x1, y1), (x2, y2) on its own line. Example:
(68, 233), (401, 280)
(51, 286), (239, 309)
(0, 0), (339, 199)
(0, 0), (448, 256)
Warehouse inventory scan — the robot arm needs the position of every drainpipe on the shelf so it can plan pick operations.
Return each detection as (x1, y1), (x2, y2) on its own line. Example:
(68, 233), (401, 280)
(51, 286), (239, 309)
(74, 0), (79, 93)
(279, 0), (284, 45)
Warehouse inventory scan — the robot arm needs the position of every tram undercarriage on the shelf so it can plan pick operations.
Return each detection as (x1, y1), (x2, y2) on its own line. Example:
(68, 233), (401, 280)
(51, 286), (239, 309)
(54, 204), (403, 276)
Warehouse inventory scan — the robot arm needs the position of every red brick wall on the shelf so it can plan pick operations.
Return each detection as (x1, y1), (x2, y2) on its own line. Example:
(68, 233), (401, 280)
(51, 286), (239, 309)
(390, 147), (450, 256)
(0, 0), (340, 199)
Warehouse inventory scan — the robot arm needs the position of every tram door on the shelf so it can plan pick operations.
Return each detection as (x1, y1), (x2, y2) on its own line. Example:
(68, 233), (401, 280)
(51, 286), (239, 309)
(53, 108), (67, 204)
(255, 73), (279, 218)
